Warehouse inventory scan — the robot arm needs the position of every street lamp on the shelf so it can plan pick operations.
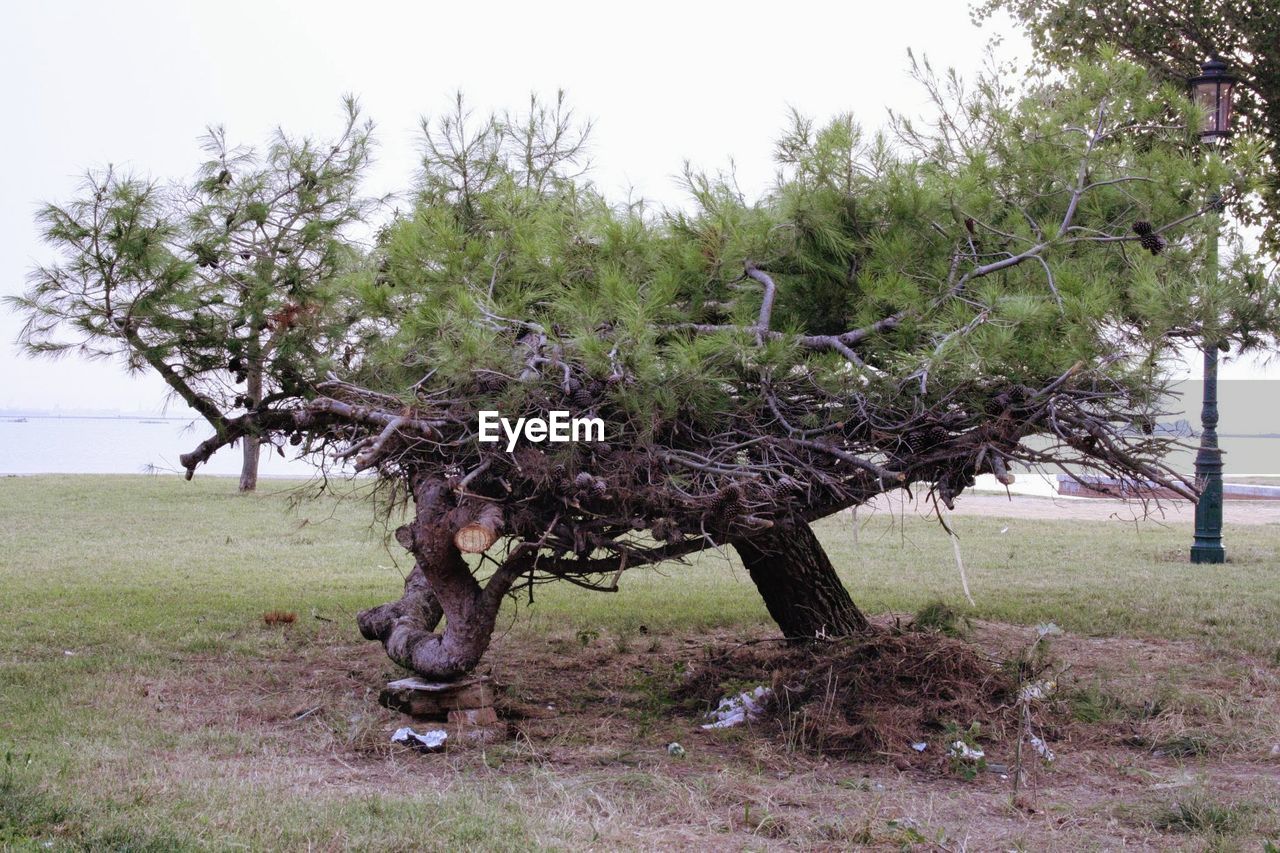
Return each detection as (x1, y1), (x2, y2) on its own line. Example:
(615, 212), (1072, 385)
(1189, 56), (1238, 141)
(1188, 56), (1237, 565)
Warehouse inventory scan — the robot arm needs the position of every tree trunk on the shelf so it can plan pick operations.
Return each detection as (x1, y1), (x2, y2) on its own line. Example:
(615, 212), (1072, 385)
(734, 519), (869, 640)
(239, 366), (263, 492)
(239, 434), (260, 492)
(356, 559), (444, 641)
(357, 476), (525, 680)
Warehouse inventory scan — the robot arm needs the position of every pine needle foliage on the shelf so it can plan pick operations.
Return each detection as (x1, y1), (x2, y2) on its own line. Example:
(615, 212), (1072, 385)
(976, 0), (1280, 257)
(8, 97), (377, 446)
(14, 60), (1280, 574)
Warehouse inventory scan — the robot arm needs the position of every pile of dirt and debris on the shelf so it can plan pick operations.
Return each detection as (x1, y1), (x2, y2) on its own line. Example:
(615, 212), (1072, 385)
(678, 626), (1020, 760)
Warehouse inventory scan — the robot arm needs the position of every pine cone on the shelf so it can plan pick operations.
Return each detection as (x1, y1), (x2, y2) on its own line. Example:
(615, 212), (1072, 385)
(1139, 233), (1166, 256)
(570, 386), (594, 410)
(710, 486), (743, 520)
(903, 424), (948, 454)
(1132, 221), (1165, 256)
(572, 471), (608, 498)
(774, 476), (802, 497)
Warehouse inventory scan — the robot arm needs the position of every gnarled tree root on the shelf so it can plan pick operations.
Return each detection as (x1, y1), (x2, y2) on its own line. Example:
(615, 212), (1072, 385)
(356, 561), (443, 644)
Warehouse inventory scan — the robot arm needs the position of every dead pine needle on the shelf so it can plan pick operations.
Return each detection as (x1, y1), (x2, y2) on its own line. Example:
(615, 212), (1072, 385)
(678, 627), (1017, 759)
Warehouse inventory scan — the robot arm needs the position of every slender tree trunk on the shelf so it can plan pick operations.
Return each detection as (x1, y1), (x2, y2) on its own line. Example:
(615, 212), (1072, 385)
(734, 519), (869, 640)
(239, 435), (260, 492)
(239, 366), (263, 492)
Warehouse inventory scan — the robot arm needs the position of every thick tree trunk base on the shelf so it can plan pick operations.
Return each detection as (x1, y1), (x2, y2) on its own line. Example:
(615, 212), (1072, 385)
(735, 519), (869, 640)
(357, 543), (493, 680)
(357, 477), (525, 681)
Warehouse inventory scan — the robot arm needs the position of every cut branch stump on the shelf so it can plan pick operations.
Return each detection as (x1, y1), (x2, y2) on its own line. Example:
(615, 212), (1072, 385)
(453, 504), (504, 553)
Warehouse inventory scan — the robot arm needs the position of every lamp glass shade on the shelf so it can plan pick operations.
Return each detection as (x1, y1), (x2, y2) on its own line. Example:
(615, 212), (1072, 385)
(1189, 59), (1237, 140)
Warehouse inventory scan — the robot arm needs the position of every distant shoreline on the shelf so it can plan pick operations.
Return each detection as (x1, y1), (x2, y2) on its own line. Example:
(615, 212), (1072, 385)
(1, 414), (196, 421)
(0, 471), (311, 479)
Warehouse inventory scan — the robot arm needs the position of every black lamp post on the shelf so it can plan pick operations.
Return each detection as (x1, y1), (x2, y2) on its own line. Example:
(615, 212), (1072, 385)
(1188, 56), (1237, 565)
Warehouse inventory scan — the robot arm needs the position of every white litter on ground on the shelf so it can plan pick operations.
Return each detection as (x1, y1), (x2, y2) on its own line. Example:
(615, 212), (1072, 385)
(1018, 678), (1057, 702)
(911, 741), (928, 752)
(701, 686), (772, 729)
(948, 741), (985, 761)
(1029, 734), (1055, 762)
(391, 726), (448, 752)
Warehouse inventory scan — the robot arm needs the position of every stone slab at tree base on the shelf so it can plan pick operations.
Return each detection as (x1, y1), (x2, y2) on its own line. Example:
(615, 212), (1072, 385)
(379, 675), (496, 719)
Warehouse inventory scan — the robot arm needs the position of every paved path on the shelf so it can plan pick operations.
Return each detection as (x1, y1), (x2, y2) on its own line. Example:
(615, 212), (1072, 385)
(857, 490), (1280, 526)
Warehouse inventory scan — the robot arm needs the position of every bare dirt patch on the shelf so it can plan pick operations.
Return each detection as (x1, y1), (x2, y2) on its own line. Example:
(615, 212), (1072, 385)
(141, 619), (1280, 850)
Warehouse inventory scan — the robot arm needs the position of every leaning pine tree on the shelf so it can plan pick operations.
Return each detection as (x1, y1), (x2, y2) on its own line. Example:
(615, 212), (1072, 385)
(180, 62), (1279, 679)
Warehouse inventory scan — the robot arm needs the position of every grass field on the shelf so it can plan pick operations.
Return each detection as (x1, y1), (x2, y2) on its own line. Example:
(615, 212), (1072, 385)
(1, 475), (1278, 850)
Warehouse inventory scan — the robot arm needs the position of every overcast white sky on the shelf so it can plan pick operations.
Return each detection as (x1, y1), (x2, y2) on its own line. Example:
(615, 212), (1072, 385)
(0, 1), (1267, 414)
